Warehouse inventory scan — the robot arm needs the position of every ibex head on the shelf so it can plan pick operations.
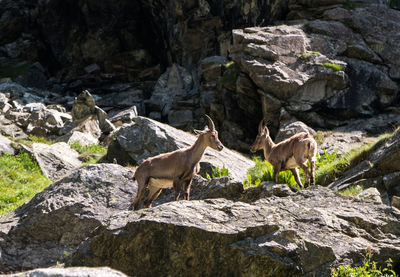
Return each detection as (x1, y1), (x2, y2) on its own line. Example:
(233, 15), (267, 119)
(194, 115), (224, 151)
(250, 120), (270, 153)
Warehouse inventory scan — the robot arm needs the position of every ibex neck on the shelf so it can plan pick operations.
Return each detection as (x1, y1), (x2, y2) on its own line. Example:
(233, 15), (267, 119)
(263, 136), (275, 159)
(188, 135), (208, 165)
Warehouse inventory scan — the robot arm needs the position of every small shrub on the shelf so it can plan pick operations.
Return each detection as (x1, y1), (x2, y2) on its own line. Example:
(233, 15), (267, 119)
(15, 135), (53, 146)
(319, 62), (343, 72)
(331, 251), (397, 277)
(206, 165), (229, 180)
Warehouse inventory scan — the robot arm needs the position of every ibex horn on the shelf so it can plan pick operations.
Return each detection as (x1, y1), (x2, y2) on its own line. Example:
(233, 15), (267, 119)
(258, 120), (265, 133)
(205, 114), (215, 131)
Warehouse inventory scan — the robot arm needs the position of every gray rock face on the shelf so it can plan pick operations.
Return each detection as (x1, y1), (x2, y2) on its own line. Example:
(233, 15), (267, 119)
(31, 142), (82, 181)
(106, 116), (255, 182)
(7, 267), (128, 277)
(70, 186), (400, 277)
(275, 120), (316, 143)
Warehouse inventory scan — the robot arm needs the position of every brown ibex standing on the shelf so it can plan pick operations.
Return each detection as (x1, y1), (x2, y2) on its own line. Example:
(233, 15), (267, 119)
(132, 115), (224, 210)
(250, 120), (317, 188)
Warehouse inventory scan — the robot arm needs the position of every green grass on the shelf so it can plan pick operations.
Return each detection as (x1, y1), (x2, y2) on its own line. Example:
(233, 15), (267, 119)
(206, 165), (229, 180)
(0, 153), (51, 215)
(331, 251), (397, 277)
(0, 60), (29, 79)
(298, 51), (321, 60)
(243, 156), (300, 190)
(319, 62), (343, 72)
(15, 135), (53, 146)
(70, 142), (107, 166)
(337, 184), (364, 197)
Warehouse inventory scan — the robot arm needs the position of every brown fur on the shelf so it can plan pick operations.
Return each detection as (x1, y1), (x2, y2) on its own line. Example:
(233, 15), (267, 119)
(132, 116), (223, 210)
(250, 120), (317, 188)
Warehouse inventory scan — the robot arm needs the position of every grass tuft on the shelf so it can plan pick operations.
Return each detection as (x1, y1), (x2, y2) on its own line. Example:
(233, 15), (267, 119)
(70, 142), (107, 166)
(319, 62), (343, 72)
(0, 153), (51, 215)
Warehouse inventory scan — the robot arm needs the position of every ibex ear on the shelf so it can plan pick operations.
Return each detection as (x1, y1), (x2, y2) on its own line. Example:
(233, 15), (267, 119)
(193, 129), (205, 135)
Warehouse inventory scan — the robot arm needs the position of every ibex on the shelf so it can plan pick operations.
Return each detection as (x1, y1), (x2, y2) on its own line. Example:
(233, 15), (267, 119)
(132, 115), (224, 210)
(250, 120), (317, 188)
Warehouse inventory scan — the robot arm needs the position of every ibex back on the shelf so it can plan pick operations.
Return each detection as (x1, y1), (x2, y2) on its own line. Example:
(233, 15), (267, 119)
(132, 115), (224, 210)
(250, 120), (317, 188)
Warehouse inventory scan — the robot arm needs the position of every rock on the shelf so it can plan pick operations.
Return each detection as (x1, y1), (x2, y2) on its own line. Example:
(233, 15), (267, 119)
(60, 116), (102, 141)
(241, 182), (294, 202)
(84, 63), (101, 74)
(0, 164), (136, 272)
(70, 186), (400, 276)
(15, 62), (48, 90)
(200, 56), (228, 82)
(107, 116), (254, 182)
(108, 106), (138, 126)
(356, 187), (383, 204)
(7, 267), (128, 277)
(71, 90), (96, 121)
(392, 196), (400, 210)
(57, 131), (99, 147)
(0, 134), (15, 155)
(275, 120), (316, 143)
(231, 25), (349, 115)
(146, 64), (193, 117)
(95, 90), (144, 113)
(329, 128), (400, 191)
(31, 142), (82, 181)
(0, 115), (28, 139)
(153, 176), (245, 207)
(168, 109), (193, 129)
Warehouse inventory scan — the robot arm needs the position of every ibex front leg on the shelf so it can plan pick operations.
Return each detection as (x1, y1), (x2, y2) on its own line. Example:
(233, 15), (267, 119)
(173, 177), (182, 201)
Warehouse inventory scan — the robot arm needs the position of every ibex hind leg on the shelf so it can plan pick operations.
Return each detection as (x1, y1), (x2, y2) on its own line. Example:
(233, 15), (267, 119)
(132, 177), (149, 210)
(290, 168), (303, 188)
(144, 186), (162, 208)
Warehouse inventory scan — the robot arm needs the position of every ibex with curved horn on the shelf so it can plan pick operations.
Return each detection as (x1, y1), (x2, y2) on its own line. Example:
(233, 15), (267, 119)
(250, 120), (317, 188)
(132, 115), (224, 210)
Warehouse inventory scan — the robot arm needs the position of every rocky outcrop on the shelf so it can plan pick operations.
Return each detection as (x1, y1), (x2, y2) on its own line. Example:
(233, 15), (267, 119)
(1, 163), (399, 276)
(71, 186), (400, 277)
(328, 128), (400, 198)
(106, 116), (254, 182)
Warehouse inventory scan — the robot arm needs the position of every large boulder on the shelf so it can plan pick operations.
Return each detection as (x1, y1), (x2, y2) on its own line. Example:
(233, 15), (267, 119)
(70, 186), (400, 277)
(106, 116), (255, 182)
(0, 164), (136, 272)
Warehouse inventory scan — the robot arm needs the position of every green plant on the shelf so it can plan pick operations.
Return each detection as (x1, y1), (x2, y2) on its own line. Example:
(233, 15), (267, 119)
(70, 142), (107, 166)
(338, 184), (364, 197)
(243, 156), (300, 190)
(331, 251), (397, 277)
(319, 62), (343, 72)
(15, 135), (53, 146)
(0, 153), (51, 215)
(206, 165), (229, 180)
(217, 61), (240, 88)
(298, 51), (321, 60)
